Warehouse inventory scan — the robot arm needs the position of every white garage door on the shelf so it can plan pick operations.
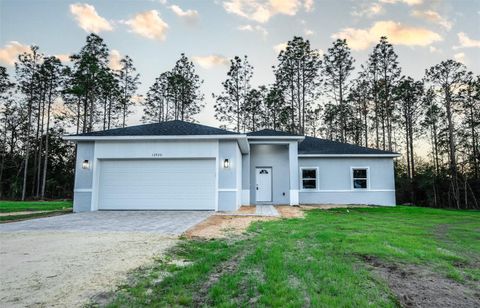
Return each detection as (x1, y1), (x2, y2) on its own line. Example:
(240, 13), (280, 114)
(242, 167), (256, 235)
(98, 159), (216, 210)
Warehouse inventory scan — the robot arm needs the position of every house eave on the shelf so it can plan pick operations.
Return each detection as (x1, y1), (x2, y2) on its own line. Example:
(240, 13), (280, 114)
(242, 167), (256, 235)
(63, 134), (250, 154)
(247, 136), (305, 140)
(298, 153), (401, 158)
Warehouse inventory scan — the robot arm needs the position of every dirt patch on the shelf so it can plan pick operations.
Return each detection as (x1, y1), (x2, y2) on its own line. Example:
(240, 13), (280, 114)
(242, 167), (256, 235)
(184, 215), (276, 239)
(192, 250), (247, 306)
(234, 206), (257, 214)
(0, 232), (176, 307)
(275, 205), (304, 218)
(362, 255), (480, 308)
(301, 204), (372, 210)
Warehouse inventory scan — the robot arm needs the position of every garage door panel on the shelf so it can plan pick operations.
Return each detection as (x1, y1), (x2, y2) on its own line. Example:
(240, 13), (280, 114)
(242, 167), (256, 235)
(98, 159), (216, 210)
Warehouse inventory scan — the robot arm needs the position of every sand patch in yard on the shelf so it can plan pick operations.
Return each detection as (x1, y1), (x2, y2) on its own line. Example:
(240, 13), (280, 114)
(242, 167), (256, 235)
(184, 215), (276, 239)
(0, 232), (176, 307)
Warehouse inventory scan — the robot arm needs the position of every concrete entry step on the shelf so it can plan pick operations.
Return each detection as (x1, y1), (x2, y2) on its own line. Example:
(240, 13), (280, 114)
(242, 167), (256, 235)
(255, 205), (280, 217)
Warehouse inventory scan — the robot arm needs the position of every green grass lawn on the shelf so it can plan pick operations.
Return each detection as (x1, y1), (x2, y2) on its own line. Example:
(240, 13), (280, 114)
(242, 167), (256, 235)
(0, 200), (73, 222)
(99, 206), (479, 307)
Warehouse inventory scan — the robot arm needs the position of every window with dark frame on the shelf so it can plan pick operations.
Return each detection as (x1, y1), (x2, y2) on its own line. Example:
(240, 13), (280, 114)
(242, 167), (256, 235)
(301, 168), (317, 190)
(352, 168), (368, 189)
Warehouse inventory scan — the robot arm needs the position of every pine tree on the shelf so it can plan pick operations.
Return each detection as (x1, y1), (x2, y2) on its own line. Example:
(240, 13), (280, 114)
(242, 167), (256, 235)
(274, 36), (322, 134)
(425, 60), (469, 208)
(214, 56), (253, 132)
(322, 39), (355, 142)
(117, 55), (140, 128)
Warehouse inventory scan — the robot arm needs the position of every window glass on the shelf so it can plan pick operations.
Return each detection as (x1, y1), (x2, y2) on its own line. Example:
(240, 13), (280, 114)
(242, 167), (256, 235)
(353, 169), (367, 178)
(302, 180), (316, 189)
(302, 169), (316, 179)
(353, 168), (368, 189)
(301, 168), (317, 189)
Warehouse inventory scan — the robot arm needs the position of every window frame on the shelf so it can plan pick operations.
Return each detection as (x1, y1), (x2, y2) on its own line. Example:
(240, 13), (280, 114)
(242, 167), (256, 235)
(351, 167), (369, 190)
(300, 167), (319, 191)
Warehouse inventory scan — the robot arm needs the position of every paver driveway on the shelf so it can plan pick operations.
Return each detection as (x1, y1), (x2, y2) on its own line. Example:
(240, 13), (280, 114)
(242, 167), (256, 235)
(0, 211), (212, 307)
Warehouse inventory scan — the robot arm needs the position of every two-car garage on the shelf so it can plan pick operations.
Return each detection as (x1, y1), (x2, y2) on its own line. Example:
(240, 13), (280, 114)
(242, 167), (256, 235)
(97, 159), (216, 210)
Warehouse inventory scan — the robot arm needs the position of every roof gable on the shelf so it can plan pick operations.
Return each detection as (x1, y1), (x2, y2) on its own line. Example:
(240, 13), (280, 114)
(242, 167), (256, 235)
(69, 120), (239, 137)
(299, 136), (398, 156)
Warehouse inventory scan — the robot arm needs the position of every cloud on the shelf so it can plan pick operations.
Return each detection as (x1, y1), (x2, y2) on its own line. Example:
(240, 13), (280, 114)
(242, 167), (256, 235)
(304, 0), (314, 12)
(332, 20), (442, 50)
(454, 52), (466, 64)
(192, 55), (229, 69)
(237, 24), (268, 36)
(55, 54), (71, 63)
(125, 10), (169, 41)
(69, 3), (113, 33)
(169, 4), (199, 24)
(454, 32), (480, 49)
(379, 0), (422, 5)
(223, 0), (308, 23)
(0, 41), (31, 66)
(304, 29), (314, 36)
(273, 42), (287, 54)
(108, 49), (122, 70)
(411, 10), (452, 30)
(352, 3), (384, 17)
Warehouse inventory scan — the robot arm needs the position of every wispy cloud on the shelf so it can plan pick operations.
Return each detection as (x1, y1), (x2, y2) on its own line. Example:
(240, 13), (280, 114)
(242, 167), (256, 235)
(237, 24), (268, 36)
(55, 54), (71, 63)
(125, 10), (169, 41)
(69, 3), (113, 33)
(223, 0), (311, 23)
(169, 4), (199, 24)
(273, 42), (288, 54)
(332, 20), (442, 50)
(0, 41), (31, 66)
(108, 49), (122, 70)
(192, 55), (229, 69)
(379, 0), (423, 6)
(454, 52), (466, 64)
(411, 10), (452, 30)
(304, 28), (314, 36)
(351, 3), (384, 18)
(454, 32), (480, 49)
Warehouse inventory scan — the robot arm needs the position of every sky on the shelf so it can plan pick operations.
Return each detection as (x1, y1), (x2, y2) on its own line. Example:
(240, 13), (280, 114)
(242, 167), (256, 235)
(1, 0), (479, 128)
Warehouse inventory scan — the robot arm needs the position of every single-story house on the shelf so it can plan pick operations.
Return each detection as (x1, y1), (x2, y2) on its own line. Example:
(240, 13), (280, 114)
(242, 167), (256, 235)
(64, 120), (399, 212)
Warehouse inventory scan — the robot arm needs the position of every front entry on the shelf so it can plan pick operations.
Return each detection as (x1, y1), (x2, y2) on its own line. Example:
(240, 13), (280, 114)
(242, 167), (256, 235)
(255, 167), (272, 202)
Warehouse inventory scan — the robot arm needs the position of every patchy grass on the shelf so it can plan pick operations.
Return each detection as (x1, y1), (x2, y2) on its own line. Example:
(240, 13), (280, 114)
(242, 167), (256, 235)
(0, 200), (72, 213)
(100, 206), (480, 307)
(0, 200), (72, 222)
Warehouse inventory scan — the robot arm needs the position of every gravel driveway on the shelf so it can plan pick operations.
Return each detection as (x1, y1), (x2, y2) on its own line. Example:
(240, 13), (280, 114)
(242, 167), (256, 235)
(0, 211), (212, 307)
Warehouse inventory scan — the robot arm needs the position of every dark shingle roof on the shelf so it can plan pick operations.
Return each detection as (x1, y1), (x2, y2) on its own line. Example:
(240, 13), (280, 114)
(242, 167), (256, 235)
(299, 136), (398, 155)
(247, 129), (302, 137)
(70, 120), (239, 137)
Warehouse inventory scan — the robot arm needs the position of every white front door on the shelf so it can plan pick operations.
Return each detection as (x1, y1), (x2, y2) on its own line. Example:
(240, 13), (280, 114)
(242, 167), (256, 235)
(255, 167), (272, 202)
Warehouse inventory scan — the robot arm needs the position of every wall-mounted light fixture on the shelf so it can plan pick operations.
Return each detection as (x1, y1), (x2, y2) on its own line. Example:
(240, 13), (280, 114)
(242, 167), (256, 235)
(82, 160), (90, 169)
(223, 159), (230, 169)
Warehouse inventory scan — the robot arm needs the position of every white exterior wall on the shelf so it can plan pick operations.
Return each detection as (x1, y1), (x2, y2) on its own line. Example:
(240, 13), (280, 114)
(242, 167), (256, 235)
(73, 142), (95, 212)
(298, 157), (396, 206)
(218, 140), (242, 211)
(73, 139), (242, 212)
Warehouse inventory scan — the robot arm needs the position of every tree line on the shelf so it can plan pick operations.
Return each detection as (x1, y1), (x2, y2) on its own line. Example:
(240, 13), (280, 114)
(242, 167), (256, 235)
(0, 33), (478, 209)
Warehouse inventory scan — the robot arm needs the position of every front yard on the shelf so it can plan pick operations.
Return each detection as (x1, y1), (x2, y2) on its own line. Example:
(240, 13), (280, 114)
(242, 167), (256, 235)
(99, 206), (480, 307)
(0, 200), (72, 222)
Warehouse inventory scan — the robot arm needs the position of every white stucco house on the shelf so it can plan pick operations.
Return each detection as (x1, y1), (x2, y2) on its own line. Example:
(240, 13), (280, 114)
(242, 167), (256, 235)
(64, 120), (399, 212)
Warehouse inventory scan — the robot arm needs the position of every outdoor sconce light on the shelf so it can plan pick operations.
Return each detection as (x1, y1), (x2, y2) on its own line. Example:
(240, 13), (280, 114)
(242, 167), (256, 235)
(223, 159), (230, 169)
(82, 160), (90, 169)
